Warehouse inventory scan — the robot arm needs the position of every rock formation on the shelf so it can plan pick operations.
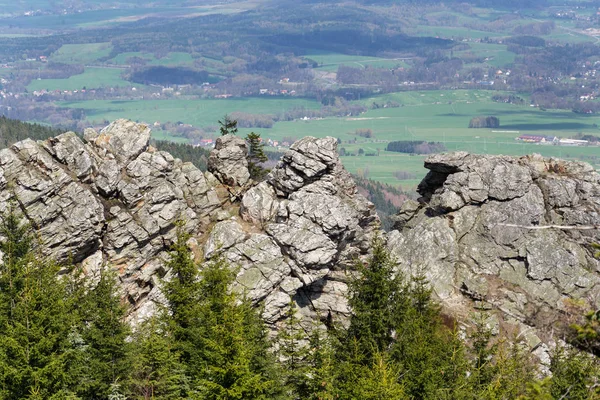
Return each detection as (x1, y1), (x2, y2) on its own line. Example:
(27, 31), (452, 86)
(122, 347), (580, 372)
(387, 152), (600, 360)
(1, 119), (599, 358)
(0, 119), (378, 327)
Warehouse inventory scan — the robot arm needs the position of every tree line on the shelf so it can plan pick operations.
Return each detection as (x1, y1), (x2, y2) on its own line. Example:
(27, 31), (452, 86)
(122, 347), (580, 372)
(386, 140), (447, 154)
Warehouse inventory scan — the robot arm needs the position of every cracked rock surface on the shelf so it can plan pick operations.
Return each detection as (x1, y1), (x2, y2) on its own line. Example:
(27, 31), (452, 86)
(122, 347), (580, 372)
(388, 152), (600, 355)
(0, 122), (379, 329)
(5, 119), (599, 349)
(0, 119), (221, 321)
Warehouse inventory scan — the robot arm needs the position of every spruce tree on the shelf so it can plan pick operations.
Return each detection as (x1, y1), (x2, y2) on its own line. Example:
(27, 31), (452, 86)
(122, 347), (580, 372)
(390, 273), (468, 399)
(339, 236), (407, 366)
(245, 132), (268, 180)
(276, 302), (312, 398)
(129, 317), (188, 400)
(218, 114), (238, 136)
(0, 205), (78, 399)
(161, 225), (283, 399)
(69, 269), (133, 400)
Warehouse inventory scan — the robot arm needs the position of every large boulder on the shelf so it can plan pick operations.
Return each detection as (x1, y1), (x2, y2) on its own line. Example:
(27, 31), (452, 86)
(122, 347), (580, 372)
(388, 152), (600, 357)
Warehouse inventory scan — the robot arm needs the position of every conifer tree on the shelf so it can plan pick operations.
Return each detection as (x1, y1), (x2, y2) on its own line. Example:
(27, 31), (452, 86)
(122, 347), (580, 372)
(548, 346), (600, 400)
(0, 205), (78, 399)
(353, 353), (407, 400)
(340, 236), (407, 366)
(277, 301), (312, 398)
(246, 132), (268, 180)
(161, 225), (283, 399)
(70, 269), (133, 400)
(390, 273), (468, 399)
(129, 317), (188, 400)
(218, 114), (238, 136)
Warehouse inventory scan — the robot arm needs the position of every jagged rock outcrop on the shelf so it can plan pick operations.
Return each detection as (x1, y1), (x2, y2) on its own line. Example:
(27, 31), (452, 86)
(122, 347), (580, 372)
(209, 136), (379, 324)
(4, 119), (599, 352)
(207, 134), (250, 187)
(388, 152), (600, 358)
(0, 120), (378, 327)
(0, 119), (222, 321)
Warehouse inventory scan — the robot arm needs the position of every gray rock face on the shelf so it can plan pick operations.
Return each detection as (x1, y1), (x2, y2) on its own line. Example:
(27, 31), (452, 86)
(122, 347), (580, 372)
(388, 152), (600, 353)
(0, 123), (378, 329)
(210, 136), (379, 326)
(0, 121), (221, 318)
(207, 134), (250, 187)
(11, 118), (597, 353)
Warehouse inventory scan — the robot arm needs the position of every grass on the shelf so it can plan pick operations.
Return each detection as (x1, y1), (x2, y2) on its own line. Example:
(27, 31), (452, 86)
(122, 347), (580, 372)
(414, 25), (505, 40)
(109, 52), (194, 66)
(27, 67), (131, 91)
(230, 90), (600, 188)
(5, 7), (186, 29)
(457, 42), (516, 68)
(57, 97), (321, 129)
(305, 52), (410, 71)
(50, 43), (113, 64)
(55, 89), (600, 189)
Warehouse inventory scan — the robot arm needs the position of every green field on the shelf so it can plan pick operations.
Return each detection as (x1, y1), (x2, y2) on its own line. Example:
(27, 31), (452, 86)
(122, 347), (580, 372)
(414, 25), (505, 40)
(55, 89), (600, 189)
(57, 97), (321, 128)
(5, 7), (189, 29)
(109, 52), (194, 66)
(27, 67), (131, 91)
(457, 42), (516, 68)
(235, 91), (600, 188)
(50, 43), (113, 64)
(305, 52), (410, 72)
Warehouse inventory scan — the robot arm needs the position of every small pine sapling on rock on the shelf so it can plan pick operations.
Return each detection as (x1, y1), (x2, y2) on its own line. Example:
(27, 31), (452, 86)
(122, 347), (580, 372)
(246, 131), (269, 180)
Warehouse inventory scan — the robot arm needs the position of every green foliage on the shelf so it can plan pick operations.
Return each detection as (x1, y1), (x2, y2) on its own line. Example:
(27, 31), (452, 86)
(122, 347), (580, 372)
(390, 274), (469, 399)
(276, 302), (312, 398)
(69, 269), (133, 399)
(571, 309), (600, 357)
(352, 353), (407, 400)
(340, 236), (405, 365)
(549, 347), (600, 400)
(0, 205), (78, 399)
(152, 140), (210, 171)
(246, 131), (269, 181)
(218, 114), (238, 136)
(129, 317), (188, 399)
(593, 243), (600, 260)
(0, 116), (65, 150)
(161, 224), (283, 399)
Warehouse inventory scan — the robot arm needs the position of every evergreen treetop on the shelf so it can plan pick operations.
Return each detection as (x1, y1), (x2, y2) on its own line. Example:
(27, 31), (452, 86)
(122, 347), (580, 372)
(218, 114), (238, 136)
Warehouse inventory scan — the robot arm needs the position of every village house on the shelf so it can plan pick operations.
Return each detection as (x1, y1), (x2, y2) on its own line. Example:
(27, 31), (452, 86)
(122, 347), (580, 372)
(516, 135), (558, 144)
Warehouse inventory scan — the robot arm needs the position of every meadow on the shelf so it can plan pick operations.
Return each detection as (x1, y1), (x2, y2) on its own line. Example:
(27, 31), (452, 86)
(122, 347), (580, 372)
(57, 97), (321, 128)
(50, 43), (113, 64)
(305, 52), (410, 72)
(109, 52), (194, 67)
(27, 67), (132, 91)
(55, 89), (600, 190)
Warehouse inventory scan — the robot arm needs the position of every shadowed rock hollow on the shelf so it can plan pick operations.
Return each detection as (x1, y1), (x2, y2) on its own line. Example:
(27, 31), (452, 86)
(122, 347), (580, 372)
(1, 120), (599, 361)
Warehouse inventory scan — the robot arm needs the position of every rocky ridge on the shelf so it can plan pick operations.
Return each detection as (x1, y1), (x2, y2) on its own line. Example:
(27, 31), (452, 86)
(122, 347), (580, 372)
(0, 119), (378, 327)
(388, 152), (600, 360)
(1, 119), (599, 356)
